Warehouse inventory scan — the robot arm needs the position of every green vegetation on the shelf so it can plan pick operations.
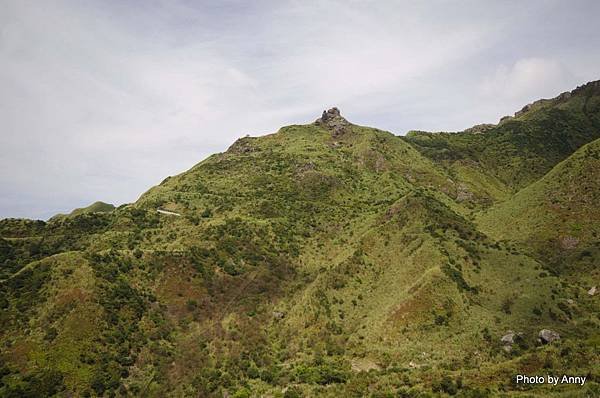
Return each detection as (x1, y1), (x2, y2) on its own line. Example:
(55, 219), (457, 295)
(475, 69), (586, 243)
(50, 201), (116, 221)
(1, 81), (599, 396)
(403, 82), (600, 193)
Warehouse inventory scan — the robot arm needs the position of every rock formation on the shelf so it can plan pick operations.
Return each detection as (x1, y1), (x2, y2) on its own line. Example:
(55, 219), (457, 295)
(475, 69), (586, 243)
(316, 107), (352, 138)
(539, 329), (560, 344)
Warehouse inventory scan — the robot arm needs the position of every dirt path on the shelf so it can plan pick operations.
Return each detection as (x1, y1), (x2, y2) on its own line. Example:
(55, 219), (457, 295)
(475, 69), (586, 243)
(156, 209), (181, 216)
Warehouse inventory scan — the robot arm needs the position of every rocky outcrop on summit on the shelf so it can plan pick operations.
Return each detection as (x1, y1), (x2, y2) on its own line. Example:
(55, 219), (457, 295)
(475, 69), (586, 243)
(316, 107), (352, 138)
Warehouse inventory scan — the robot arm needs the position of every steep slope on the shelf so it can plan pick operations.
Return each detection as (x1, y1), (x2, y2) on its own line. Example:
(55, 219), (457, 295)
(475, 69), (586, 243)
(478, 138), (600, 279)
(1, 97), (599, 397)
(277, 189), (565, 359)
(402, 80), (600, 194)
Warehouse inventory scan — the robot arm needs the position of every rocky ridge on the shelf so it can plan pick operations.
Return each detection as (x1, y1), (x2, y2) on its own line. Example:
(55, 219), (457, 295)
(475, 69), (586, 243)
(315, 107), (352, 137)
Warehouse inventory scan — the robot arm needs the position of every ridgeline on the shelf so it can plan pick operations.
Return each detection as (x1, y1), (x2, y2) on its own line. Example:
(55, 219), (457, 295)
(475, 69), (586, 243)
(1, 81), (599, 397)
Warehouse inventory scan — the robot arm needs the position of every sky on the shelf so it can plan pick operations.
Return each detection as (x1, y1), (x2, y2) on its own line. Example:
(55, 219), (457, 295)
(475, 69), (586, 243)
(1, 0), (599, 219)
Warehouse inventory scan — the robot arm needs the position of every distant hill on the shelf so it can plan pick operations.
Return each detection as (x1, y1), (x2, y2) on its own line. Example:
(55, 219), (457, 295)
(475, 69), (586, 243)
(69, 201), (115, 216)
(0, 83), (599, 397)
(50, 201), (115, 221)
(403, 80), (600, 192)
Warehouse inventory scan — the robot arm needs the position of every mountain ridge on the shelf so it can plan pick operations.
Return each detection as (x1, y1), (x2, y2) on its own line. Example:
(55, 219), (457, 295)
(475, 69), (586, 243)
(1, 81), (599, 397)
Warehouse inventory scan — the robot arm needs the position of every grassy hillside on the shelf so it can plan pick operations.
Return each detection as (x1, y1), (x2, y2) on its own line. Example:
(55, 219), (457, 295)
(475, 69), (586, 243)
(402, 80), (600, 192)
(477, 137), (600, 286)
(50, 201), (116, 221)
(69, 201), (115, 217)
(1, 85), (599, 397)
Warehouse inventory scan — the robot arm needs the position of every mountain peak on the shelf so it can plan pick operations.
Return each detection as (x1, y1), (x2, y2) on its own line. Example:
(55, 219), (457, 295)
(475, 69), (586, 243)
(3, 79), (600, 397)
(572, 79), (600, 96)
(320, 107), (341, 120)
(315, 107), (351, 137)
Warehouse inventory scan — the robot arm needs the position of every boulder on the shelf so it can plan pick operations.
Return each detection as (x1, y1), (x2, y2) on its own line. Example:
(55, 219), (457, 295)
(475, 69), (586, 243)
(501, 331), (516, 352)
(408, 361), (421, 369)
(272, 311), (285, 320)
(500, 331), (516, 345)
(588, 286), (597, 296)
(320, 107), (341, 122)
(539, 329), (560, 344)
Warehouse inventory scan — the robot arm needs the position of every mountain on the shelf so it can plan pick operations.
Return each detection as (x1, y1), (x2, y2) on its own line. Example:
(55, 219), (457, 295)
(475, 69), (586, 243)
(403, 81), (600, 195)
(50, 201), (116, 221)
(1, 84), (599, 397)
(478, 137), (600, 278)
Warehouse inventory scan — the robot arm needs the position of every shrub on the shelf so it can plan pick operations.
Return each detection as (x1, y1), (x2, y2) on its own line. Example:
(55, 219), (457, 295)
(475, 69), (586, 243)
(501, 298), (513, 314)
(284, 386), (303, 398)
(294, 362), (348, 385)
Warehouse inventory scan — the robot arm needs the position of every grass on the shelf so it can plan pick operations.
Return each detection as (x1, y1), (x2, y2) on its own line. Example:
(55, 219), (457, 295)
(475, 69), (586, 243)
(1, 82), (600, 396)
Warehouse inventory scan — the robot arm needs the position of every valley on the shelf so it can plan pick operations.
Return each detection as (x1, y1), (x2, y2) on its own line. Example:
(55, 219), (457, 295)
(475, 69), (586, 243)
(1, 81), (599, 397)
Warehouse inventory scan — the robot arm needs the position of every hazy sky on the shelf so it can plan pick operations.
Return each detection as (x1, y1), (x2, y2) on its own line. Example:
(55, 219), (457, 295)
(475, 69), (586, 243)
(1, 0), (599, 219)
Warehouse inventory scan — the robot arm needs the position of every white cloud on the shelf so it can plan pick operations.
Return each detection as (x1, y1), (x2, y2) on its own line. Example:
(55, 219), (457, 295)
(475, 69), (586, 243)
(1, 0), (599, 218)
(480, 57), (570, 100)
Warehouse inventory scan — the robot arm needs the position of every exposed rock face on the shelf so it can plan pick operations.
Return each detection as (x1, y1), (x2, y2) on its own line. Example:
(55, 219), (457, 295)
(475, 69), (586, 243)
(316, 107), (351, 138)
(539, 329), (560, 344)
(556, 91), (572, 101)
(227, 136), (257, 154)
(463, 123), (496, 134)
(515, 103), (533, 117)
(455, 183), (474, 202)
(572, 79), (600, 96)
(320, 107), (341, 122)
